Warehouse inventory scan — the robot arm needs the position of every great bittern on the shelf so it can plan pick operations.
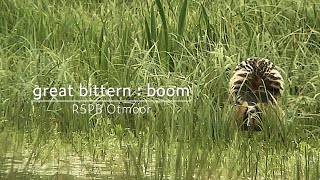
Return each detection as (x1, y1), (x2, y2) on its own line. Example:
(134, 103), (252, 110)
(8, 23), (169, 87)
(229, 57), (284, 130)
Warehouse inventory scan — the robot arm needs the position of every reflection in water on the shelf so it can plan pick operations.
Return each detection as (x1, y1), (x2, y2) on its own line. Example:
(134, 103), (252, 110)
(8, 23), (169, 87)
(0, 151), (132, 179)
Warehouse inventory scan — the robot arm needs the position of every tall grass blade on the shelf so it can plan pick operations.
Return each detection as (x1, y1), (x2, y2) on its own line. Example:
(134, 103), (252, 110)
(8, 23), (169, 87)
(177, 0), (188, 38)
(155, 0), (174, 71)
(201, 5), (212, 41)
(145, 17), (152, 49)
(151, 4), (156, 43)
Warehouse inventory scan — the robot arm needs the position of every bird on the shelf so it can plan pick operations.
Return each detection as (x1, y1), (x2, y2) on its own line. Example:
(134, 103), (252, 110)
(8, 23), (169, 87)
(229, 57), (284, 130)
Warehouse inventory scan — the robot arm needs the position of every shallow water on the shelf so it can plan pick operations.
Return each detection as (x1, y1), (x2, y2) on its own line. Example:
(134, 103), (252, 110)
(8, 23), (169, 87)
(0, 151), (132, 179)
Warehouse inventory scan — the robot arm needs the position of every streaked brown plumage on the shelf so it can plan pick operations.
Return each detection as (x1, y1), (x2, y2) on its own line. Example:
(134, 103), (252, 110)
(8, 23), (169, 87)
(229, 57), (284, 130)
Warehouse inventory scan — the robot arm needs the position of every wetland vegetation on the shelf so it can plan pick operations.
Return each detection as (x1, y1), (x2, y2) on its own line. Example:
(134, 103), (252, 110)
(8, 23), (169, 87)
(0, 0), (320, 179)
